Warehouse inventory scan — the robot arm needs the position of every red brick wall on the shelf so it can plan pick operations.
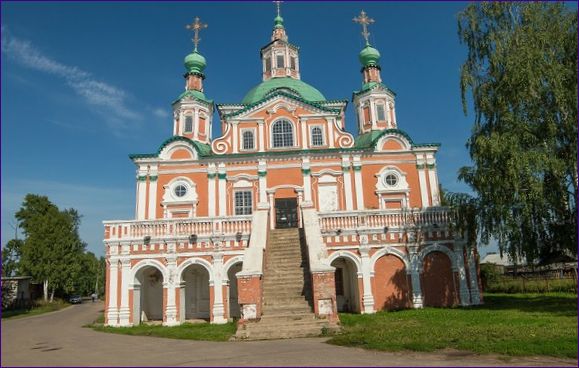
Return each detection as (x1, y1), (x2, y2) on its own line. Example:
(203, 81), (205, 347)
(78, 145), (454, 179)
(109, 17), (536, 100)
(421, 251), (458, 307)
(373, 255), (412, 310)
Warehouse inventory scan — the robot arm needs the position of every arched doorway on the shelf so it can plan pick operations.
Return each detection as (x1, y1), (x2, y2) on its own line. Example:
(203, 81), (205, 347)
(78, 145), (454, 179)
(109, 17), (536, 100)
(181, 264), (210, 320)
(132, 266), (164, 325)
(331, 257), (360, 313)
(373, 255), (412, 311)
(227, 262), (243, 319)
(421, 251), (458, 307)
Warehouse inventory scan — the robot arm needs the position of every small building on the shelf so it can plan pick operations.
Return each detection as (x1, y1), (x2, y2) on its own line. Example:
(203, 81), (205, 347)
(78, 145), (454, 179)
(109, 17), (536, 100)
(1, 276), (33, 309)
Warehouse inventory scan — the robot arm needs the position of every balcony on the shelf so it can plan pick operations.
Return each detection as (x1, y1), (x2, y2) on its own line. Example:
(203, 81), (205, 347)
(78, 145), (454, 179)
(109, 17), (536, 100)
(104, 215), (253, 242)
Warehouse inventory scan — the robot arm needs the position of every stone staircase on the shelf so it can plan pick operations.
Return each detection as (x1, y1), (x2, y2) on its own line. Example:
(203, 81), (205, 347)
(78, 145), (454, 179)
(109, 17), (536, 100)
(235, 228), (334, 340)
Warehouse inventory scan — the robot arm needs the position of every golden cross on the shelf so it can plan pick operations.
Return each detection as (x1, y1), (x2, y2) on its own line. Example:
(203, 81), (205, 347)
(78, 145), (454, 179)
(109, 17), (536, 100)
(186, 16), (208, 51)
(353, 10), (375, 45)
(273, 0), (283, 17)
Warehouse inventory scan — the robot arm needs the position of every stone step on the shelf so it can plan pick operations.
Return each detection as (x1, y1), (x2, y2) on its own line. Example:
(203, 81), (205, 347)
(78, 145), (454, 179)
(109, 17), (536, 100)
(236, 321), (329, 340)
(262, 304), (311, 314)
(263, 296), (312, 305)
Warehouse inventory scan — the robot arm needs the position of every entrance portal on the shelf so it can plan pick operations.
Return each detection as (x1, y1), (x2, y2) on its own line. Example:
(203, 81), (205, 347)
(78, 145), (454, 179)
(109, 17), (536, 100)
(275, 198), (298, 228)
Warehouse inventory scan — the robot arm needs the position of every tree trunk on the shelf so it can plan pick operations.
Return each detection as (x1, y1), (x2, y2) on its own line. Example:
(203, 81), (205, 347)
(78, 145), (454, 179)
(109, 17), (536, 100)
(50, 288), (55, 303)
(43, 280), (48, 302)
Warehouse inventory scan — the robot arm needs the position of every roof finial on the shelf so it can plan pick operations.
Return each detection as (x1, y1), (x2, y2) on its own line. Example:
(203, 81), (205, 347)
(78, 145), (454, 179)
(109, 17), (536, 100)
(186, 16), (208, 52)
(274, 0), (283, 17)
(353, 10), (375, 46)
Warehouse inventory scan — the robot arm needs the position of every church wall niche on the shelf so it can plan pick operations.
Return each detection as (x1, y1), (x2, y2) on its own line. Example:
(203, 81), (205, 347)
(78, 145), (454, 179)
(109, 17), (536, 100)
(373, 255), (412, 311)
(421, 251), (458, 307)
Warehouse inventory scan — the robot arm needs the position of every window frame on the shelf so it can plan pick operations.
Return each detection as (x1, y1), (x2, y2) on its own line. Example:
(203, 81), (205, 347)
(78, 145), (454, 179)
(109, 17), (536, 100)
(184, 115), (193, 133)
(241, 128), (256, 151)
(376, 104), (386, 121)
(271, 119), (295, 148)
(234, 190), (253, 216)
(310, 125), (325, 147)
(276, 54), (285, 68)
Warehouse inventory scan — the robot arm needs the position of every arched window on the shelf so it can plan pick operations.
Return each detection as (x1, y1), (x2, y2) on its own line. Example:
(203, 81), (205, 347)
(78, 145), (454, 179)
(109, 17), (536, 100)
(242, 130), (254, 150)
(184, 116), (193, 133)
(311, 126), (324, 146)
(272, 120), (294, 148)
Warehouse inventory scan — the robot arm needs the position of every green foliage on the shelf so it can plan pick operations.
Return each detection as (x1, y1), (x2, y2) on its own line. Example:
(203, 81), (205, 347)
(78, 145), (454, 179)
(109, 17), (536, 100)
(2, 298), (69, 319)
(479, 263), (502, 289)
(1, 280), (15, 309)
(14, 194), (98, 298)
(484, 276), (577, 294)
(456, 2), (578, 262)
(329, 293), (578, 358)
(89, 321), (237, 342)
(2, 239), (23, 277)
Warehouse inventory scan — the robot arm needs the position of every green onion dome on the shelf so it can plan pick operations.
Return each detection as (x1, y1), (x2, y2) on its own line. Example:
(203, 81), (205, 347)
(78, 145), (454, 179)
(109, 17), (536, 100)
(184, 50), (207, 75)
(359, 45), (381, 67)
(274, 15), (284, 29)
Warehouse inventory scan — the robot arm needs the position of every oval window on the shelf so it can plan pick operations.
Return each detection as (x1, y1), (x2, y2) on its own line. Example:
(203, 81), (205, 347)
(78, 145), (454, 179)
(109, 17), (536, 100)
(174, 184), (188, 198)
(384, 174), (398, 187)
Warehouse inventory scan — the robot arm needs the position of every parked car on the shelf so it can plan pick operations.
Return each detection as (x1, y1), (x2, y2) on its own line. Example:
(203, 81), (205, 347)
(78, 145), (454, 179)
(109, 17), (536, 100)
(69, 295), (82, 304)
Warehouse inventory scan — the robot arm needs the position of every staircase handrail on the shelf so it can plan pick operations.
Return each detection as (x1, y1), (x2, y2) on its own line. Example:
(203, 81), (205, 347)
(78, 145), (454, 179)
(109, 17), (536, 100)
(237, 209), (269, 277)
(301, 206), (335, 273)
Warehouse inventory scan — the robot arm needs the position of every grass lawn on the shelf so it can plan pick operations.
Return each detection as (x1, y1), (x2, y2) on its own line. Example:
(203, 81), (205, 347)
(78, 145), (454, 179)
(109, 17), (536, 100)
(328, 293), (578, 359)
(2, 300), (70, 319)
(88, 318), (236, 342)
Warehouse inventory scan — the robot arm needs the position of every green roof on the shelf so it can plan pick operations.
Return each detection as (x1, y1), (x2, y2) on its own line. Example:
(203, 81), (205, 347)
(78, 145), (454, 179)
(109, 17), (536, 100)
(173, 89), (213, 105)
(354, 128), (440, 149)
(129, 136), (212, 160)
(353, 81), (396, 98)
(242, 77), (326, 104)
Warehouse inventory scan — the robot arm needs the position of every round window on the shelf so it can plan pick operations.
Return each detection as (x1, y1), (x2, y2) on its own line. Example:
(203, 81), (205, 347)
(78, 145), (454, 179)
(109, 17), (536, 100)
(384, 174), (398, 187)
(174, 184), (188, 198)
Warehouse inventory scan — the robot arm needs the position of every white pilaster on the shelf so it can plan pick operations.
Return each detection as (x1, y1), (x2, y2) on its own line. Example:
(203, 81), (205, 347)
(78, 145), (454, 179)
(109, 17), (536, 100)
(136, 166), (148, 220)
(359, 239), (375, 314)
(258, 160), (268, 205)
(258, 120), (265, 152)
(147, 165), (158, 220)
(326, 118), (335, 148)
(232, 121), (239, 154)
(416, 156), (430, 208)
(302, 158), (313, 204)
(352, 155), (364, 210)
(427, 157), (440, 206)
(208, 163), (217, 217)
(163, 252), (178, 326)
(369, 99), (377, 129)
(301, 118), (309, 149)
(218, 163), (227, 216)
(212, 251), (227, 324)
(268, 191), (275, 229)
(106, 259), (119, 326)
(118, 257), (131, 326)
(454, 241), (471, 306)
(342, 156), (354, 211)
(193, 108), (199, 140)
(408, 245), (423, 308)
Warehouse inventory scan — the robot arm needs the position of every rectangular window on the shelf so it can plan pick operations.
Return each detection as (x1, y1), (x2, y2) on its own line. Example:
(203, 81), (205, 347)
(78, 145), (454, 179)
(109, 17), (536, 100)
(310, 126), (324, 146)
(290, 57), (296, 70)
(265, 57), (271, 72)
(376, 104), (386, 121)
(276, 55), (284, 68)
(184, 116), (193, 133)
(235, 191), (253, 215)
(242, 130), (255, 150)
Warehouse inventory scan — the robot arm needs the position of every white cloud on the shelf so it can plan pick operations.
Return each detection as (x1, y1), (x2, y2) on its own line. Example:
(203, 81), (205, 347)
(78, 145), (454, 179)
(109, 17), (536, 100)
(1, 27), (142, 134)
(152, 107), (170, 119)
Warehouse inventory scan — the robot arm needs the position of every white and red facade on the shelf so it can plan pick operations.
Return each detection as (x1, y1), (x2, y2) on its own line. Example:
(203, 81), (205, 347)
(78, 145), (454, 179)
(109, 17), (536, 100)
(104, 11), (481, 327)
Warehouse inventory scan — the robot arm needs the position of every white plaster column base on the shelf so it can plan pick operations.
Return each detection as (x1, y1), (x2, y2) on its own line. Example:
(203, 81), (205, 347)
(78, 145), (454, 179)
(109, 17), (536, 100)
(118, 307), (131, 326)
(106, 309), (119, 326)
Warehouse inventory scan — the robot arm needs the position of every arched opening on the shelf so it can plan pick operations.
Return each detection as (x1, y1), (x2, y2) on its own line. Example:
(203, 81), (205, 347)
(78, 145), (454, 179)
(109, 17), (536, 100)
(330, 257), (360, 313)
(227, 262), (243, 319)
(421, 251), (458, 307)
(373, 255), (412, 311)
(132, 266), (164, 325)
(181, 264), (210, 321)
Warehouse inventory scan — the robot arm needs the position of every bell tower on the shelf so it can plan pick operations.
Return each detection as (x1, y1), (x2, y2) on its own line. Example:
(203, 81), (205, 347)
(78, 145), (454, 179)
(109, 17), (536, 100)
(260, 1), (301, 81)
(352, 11), (397, 135)
(172, 16), (213, 144)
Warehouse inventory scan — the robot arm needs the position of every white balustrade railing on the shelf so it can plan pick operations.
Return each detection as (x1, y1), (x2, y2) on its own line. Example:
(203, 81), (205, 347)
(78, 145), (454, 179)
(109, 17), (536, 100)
(318, 208), (453, 232)
(104, 215), (253, 241)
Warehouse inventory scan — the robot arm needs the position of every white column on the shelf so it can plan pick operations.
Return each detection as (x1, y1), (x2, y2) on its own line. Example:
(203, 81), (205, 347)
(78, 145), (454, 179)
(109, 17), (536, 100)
(212, 251), (227, 324)
(193, 108), (199, 140)
(232, 121), (239, 154)
(136, 166), (147, 220)
(427, 158), (441, 206)
(369, 100), (377, 129)
(454, 242), (471, 306)
(302, 157), (312, 205)
(118, 258), (131, 326)
(352, 156), (364, 210)
(416, 156), (430, 208)
(147, 165), (158, 220)
(106, 259), (119, 326)
(326, 118), (335, 148)
(258, 160), (268, 206)
(218, 164), (227, 216)
(342, 156), (354, 211)
(208, 164), (217, 217)
(258, 120), (265, 152)
(301, 118), (309, 149)
(268, 191), (275, 229)
(359, 240), (375, 314)
(408, 246), (423, 308)
(163, 254), (178, 326)
(467, 246), (481, 305)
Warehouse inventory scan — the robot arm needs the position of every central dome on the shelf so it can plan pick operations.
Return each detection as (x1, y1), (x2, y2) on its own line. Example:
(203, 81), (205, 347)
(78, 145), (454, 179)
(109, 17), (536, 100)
(242, 77), (326, 104)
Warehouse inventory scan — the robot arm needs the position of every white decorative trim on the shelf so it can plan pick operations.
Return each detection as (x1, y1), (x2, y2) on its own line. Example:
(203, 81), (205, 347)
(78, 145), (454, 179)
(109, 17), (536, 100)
(328, 251), (362, 272)
(369, 246), (410, 272)
(417, 243), (458, 272)
(129, 259), (169, 284)
(223, 256), (244, 281)
(175, 257), (215, 282)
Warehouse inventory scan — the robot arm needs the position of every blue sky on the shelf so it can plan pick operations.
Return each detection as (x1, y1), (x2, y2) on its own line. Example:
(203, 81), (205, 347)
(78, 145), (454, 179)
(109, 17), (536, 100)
(2, 2), (506, 257)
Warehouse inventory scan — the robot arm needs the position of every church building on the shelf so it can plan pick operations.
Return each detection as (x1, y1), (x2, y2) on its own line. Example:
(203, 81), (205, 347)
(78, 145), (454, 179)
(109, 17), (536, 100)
(103, 5), (482, 339)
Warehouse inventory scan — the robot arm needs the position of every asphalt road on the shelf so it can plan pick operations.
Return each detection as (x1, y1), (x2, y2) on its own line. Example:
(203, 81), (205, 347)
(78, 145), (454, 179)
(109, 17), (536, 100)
(1, 302), (576, 367)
